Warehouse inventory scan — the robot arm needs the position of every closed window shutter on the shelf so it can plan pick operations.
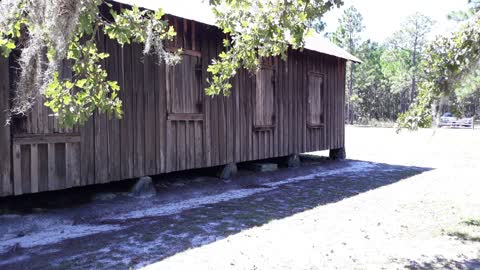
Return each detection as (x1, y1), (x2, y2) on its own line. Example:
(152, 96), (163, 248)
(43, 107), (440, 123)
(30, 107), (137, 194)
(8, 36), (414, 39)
(255, 67), (275, 128)
(167, 55), (203, 114)
(308, 73), (324, 127)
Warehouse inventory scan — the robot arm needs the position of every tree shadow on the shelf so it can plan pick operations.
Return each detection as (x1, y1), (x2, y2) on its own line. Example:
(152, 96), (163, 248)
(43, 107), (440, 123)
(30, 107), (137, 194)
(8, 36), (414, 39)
(402, 256), (480, 270)
(396, 217), (480, 270)
(0, 159), (432, 270)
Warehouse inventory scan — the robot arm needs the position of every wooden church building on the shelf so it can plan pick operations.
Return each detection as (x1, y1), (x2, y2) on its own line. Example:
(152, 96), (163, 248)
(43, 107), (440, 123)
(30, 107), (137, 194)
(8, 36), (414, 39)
(0, 0), (360, 197)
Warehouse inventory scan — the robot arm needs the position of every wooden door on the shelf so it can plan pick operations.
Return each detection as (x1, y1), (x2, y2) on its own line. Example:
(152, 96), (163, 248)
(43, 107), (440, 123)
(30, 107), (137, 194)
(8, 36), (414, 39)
(165, 53), (205, 172)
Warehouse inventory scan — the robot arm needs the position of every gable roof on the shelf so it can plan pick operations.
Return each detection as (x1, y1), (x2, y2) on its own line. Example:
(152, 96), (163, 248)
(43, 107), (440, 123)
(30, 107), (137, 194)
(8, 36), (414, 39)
(114, 0), (361, 63)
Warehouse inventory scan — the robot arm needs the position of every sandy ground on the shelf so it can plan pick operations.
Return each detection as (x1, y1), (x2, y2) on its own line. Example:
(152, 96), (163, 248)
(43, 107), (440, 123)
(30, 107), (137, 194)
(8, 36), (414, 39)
(1, 126), (479, 269)
(144, 127), (480, 270)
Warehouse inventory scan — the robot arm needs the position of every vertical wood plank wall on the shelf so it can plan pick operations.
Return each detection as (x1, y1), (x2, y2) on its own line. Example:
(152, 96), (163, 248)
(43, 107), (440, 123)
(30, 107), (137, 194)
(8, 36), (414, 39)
(0, 58), (12, 196)
(3, 18), (346, 197)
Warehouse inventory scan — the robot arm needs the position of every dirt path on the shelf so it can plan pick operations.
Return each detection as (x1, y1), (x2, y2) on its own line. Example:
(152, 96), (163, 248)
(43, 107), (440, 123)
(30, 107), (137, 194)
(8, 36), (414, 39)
(1, 127), (479, 269)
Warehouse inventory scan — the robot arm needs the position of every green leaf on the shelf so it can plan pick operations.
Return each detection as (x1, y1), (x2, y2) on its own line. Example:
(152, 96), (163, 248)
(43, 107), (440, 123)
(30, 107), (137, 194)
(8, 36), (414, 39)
(107, 81), (120, 91)
(6, 42), (15, 49)
(76, 79), (88, 88)
(65, 81), (75, 89)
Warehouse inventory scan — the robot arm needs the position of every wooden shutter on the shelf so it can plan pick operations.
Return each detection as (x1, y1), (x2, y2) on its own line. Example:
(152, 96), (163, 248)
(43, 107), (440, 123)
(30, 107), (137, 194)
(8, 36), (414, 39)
(254, 66), (275, 128)
(307, 72), (324, 127)
(167, 54), (203, 118)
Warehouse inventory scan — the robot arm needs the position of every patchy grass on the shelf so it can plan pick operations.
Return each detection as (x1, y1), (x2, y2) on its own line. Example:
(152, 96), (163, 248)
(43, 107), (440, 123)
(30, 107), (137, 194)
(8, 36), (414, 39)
(446, 218), (480, 243)
(353, 119), (397, 128)
(448, 231), (480, 242)
(463, 218), (480, 227)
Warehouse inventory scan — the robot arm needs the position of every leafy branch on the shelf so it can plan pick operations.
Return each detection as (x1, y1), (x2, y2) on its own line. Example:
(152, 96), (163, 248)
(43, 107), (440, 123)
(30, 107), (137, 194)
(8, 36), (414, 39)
(206, 0), (342, 96)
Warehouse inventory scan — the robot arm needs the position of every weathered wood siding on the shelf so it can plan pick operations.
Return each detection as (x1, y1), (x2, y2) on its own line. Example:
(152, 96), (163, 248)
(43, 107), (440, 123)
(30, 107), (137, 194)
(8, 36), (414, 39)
(12, 135), (81, 195)
(3, 17), (346, 197)
(0, 58), (12, 196)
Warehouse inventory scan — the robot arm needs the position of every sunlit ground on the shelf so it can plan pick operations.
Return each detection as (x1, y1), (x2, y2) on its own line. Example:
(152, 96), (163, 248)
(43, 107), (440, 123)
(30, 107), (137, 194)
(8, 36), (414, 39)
(142, 126), (480, 270)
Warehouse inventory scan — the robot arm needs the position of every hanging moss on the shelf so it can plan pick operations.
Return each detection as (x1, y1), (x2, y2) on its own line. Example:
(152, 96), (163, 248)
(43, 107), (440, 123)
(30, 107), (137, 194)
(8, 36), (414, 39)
(0, 0), (178, 127)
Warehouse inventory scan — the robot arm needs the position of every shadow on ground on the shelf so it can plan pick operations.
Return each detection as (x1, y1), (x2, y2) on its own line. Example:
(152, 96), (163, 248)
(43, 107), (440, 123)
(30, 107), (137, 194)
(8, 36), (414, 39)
(402, 256), (480, 270)
(0, 158), (431, 270)
(394, 217), (480, 270)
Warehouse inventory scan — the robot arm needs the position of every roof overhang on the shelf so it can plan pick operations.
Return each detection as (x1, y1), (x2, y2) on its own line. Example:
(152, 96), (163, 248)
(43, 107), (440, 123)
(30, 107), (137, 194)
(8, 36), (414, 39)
(113, 0), (361, 63)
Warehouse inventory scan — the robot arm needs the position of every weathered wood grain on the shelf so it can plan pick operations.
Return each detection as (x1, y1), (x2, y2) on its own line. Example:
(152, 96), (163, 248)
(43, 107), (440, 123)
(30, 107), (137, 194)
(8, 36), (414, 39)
(0, 58), (12, 196)
(133, 42), (145, 178)
(30, 144), (39, 193)
(13, 144), (22, 195)
(144, 53), (157, 176)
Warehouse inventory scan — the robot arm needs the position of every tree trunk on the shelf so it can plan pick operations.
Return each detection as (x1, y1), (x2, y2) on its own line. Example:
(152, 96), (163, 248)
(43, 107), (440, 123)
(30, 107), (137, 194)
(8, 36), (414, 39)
(411, 31), (419, 103)
(411, 75), (416, 103)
